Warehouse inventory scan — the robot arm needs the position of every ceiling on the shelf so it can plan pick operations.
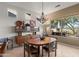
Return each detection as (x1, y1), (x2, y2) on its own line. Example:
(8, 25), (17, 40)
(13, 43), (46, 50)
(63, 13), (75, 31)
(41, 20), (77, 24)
(6, 2), (79, 15)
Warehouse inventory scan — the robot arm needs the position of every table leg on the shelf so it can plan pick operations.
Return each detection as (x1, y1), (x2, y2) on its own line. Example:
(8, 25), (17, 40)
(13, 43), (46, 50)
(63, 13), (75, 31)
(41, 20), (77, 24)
(38, 46), (40, 57)
(42, 45), (43, 56)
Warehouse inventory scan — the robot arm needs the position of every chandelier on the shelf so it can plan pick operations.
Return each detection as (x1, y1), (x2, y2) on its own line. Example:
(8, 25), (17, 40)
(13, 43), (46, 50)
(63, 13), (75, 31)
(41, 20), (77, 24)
(41, 2), (46, 24)
(26, 2), (46, 24)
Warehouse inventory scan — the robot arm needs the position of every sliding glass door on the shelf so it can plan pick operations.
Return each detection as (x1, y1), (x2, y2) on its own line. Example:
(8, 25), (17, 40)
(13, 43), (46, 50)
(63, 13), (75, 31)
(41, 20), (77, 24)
(61, 16), (79, 45)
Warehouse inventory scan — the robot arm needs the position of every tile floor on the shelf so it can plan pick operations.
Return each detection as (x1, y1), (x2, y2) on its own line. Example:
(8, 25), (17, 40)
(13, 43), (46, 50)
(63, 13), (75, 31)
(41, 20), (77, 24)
(3, 42), (79, 57)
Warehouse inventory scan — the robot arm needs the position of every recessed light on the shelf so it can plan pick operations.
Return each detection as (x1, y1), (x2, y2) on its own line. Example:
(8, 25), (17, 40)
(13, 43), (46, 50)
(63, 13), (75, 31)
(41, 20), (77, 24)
(55, 4), (61, 8)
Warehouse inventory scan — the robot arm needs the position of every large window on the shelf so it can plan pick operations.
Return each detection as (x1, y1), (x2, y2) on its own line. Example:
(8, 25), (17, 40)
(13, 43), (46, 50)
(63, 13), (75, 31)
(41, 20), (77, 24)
(51, 16), (79, 35)
(51, 19), (62, 32)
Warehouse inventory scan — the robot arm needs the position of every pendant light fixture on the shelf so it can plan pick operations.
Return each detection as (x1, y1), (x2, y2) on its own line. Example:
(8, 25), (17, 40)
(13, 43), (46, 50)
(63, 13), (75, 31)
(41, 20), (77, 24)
(41, 1), (46, 24)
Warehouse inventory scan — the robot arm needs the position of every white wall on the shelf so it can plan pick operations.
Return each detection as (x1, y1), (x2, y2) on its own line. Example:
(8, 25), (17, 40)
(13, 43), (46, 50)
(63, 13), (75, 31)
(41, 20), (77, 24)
(36, 19), (43, 35)
(0, 3), (43, 37)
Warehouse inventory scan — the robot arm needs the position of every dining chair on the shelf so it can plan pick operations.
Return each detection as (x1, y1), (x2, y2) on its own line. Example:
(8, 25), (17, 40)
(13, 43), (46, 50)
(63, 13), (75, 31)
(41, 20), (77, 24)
(24, 35), (38, 57)
(43, 41), (57, 57)
(24, 43), (30, 57)
(24, 43), (38, 57)
(0, 42), (7, 57)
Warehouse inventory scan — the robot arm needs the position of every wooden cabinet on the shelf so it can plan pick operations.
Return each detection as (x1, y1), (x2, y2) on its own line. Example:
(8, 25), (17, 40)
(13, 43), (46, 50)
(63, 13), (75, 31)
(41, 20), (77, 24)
(15, 36), (25, 45)
(15, 20), (25, 45)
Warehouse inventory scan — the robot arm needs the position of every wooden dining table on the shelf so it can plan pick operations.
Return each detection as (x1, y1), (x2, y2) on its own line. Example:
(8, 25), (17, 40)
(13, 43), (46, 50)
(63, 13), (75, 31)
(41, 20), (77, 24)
(25, 37), (56, 57)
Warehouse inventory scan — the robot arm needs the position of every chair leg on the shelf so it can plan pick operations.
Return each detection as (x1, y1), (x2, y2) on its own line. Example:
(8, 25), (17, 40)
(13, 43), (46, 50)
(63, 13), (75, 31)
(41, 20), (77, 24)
(28, 52), (30, 57)
(0, 55), (3, 57)
(28, 45), (30, 57)
(11, 39), (13, 49)
(48, 51), (50, 57)
(24, 44), (25, 57)
(55, 49), (56, 57)
(55, 41), (57, 57)
(24, 50), (25, 57)
(48, 44), (50, 57)
(48, 50), (50, 57)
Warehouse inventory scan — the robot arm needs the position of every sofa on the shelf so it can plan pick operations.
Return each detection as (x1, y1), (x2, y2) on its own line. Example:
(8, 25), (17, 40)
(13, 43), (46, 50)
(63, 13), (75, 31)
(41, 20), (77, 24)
(0, 37), (8, 43)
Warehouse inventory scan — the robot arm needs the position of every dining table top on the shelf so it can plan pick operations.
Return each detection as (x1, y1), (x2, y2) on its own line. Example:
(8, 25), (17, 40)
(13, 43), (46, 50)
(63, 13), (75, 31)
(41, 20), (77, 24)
(26, 37), (56, 46)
